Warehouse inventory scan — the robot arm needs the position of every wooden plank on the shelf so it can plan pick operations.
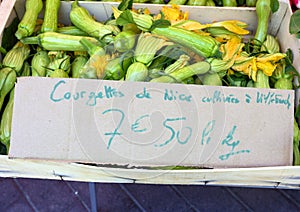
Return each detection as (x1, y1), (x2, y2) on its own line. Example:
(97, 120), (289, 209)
(1, 155), (300, 189)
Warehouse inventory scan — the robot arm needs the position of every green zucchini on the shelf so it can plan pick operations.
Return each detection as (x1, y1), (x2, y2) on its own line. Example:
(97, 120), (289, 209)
(15, 0), (43, 39)
(41, 0), (61, 32)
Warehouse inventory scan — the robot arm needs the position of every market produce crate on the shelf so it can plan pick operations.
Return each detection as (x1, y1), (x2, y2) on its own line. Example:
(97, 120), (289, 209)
(1, 0), (300, 189)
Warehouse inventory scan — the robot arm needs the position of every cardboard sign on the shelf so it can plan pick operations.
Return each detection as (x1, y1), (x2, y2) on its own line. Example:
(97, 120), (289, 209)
(9, 77), (294, 168)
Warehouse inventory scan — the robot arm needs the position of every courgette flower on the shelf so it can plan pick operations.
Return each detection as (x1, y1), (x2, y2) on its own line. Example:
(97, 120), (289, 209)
(208, 35), (244, 73)
(209, 21), (249, 35)
(172, 19), (249, 36)
(158, 4), (189, 24)
(232, 52), (286, 81)
(231, 54), (257, 80)
(256, 53), (286, 63)
(256, 53), (286, 77)
(158, 5), (249, 37)
(220, 36), (244, 60)
(256, 61), (277, 77)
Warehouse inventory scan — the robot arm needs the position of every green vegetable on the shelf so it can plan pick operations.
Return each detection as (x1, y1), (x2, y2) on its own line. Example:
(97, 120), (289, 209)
(187, 0), (207, 5)
(80, 38), (105, 56)
(0, 88), (14, 151)
(148, 45), (187, 74)
(21, 32), (101, 52)
(0, 48), (6, 55)
(57, 26), (89, 36)
(246, 0), (257, 6)
(133, 0), (151, 3)
(164, 54), (190, 74)
(207, 57), (235, 73)
(135, 33), (170, 65)
(47, 54), (71, 75)
(201, 73), (223, 86)
(121, 51), (134, 71)
(49, 69), (69, 78)
(226, 72), (249, 87)
(152, 26), (220, 58)
(237, 0), (246, 6)
(254, 70), (270, 88)
(274, 78), (293, 90)
(151, 0), (165, 3)
(2, 42), (30, 75)
(273, 69), (300, 165)
(0, 68), (17, 113)
(168, 0), (188, 4)
(125, 62), (148, 81)
(21, 61), (31, 77)
(114, 30), (136, 52)
(206, 0), (216, 6)
(41, 0), (61, 32)
(247, 80), (255, 87)
(254, 0), (272, 49)
(113, 8), (153, 32)
(15, 0), (43, 39)
(206, 26), (237, 37)
(71, 56), (88, 78)
(289, 10), (300, 38)
(78, 38), (106, 79)
(222, 0), (237, 6)
(182, 76), (195, 84)
(70, 0), (120, 41)
(122, 23), (141, 34)
(261, 34), (280, 54)
(150, 61), (210, 83)
(294, 119), (300, 165)
(104, 57), (126, 80)
(31, 50), (51, 77)
(149, 54), (189, 79)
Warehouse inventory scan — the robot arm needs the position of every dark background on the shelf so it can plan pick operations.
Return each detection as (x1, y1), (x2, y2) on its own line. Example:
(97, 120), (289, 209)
(1, 178), (300, 211)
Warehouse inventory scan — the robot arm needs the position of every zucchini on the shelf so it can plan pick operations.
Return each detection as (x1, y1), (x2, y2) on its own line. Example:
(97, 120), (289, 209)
(152, 26), (220, 58)
(15, 0), (43, 39)
(41, 0), (61, 32)
(70, 1), (120, 40)
(21, 32), (101, 52)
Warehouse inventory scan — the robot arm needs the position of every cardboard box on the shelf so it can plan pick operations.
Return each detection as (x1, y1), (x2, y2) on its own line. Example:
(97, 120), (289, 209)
(1, 0), (299, 169)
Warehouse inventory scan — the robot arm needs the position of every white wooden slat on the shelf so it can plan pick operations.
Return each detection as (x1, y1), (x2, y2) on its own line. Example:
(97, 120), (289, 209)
(1, 156), (300, 189)
(0, 0), (16, 38)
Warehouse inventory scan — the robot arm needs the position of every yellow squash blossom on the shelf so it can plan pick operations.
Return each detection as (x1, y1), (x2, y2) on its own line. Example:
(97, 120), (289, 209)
(156, 5), (249, 37)
(172, 20), (210, 31)
(210, 21), (249, 35)
(232, 55), (257, 80)
(256, 53), (286, 77)
(256, 53), (286, 63)
(232, 52), (286, 81)
(158, 4), (188, 24)
(172, 20), (249, 36)
(256, 61), (278, 77)
(208, 35), (244, 73)
(221, 35), (244, 61)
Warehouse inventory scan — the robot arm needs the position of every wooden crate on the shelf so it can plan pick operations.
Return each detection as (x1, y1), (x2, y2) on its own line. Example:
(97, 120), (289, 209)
(0, 155), (300, 189)
(1, 0), (300, 189)
(0, 0), (16, 44)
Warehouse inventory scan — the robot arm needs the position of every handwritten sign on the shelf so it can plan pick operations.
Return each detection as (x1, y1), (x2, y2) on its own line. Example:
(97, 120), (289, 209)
(9, 77), (294, 168)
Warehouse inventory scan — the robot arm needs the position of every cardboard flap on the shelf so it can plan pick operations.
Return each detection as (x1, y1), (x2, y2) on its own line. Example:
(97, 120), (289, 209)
(9, 77), (294, 168)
